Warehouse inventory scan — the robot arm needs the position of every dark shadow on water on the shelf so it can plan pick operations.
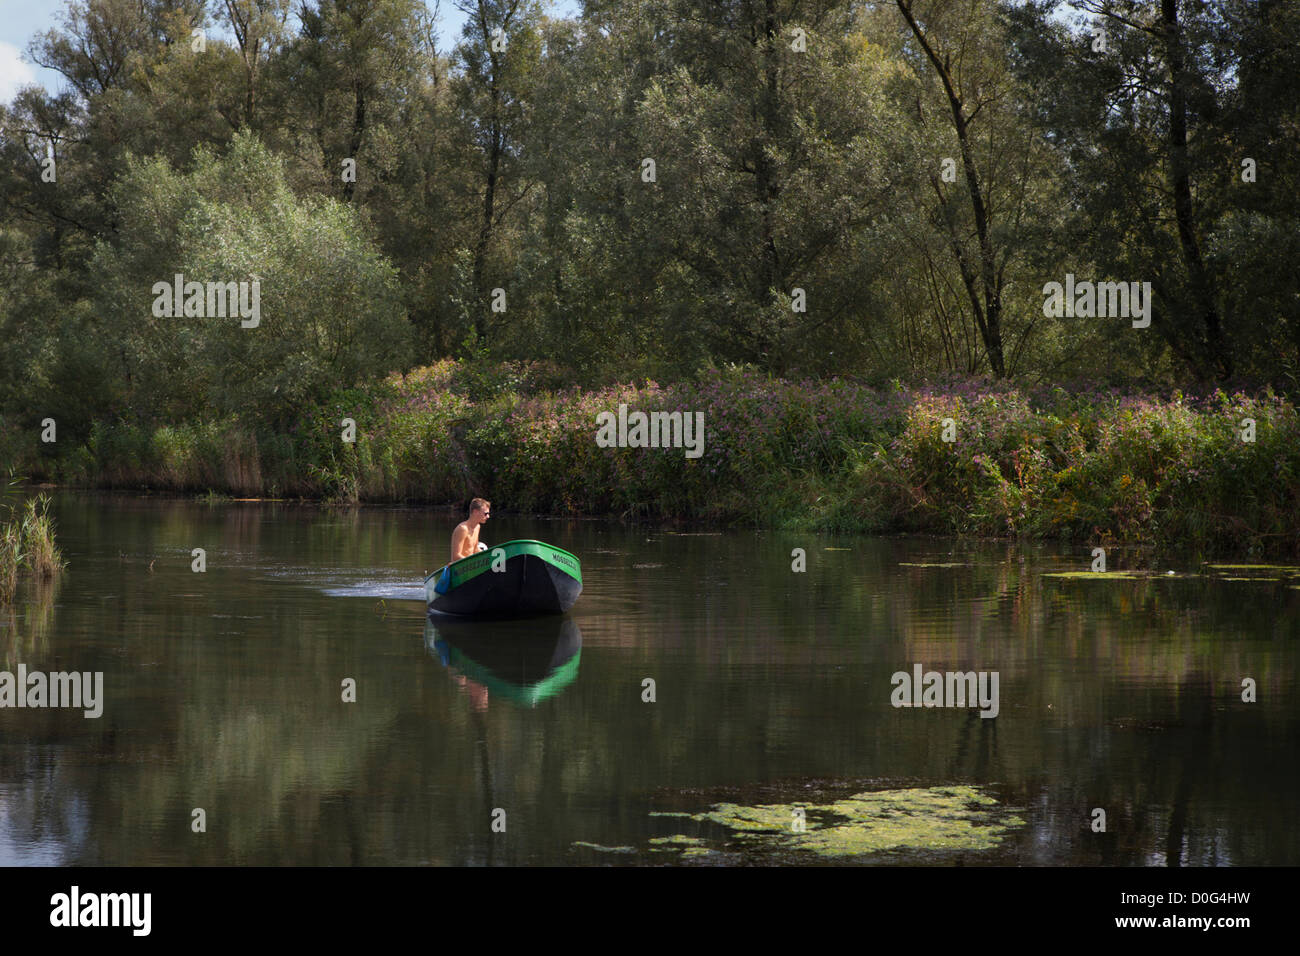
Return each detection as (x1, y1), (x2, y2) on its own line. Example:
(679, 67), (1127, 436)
(424, 614), (584, 865)
(424, 613), (583, 709)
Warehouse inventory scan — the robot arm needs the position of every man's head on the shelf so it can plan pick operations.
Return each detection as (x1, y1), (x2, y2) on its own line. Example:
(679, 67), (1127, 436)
(469, 498), (491, 525)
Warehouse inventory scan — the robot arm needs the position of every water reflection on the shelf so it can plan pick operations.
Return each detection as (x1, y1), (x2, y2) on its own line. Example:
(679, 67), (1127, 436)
(1, 574), (62, 670)
(425, 614), (583, 709)
(2, 494), (1295, 865)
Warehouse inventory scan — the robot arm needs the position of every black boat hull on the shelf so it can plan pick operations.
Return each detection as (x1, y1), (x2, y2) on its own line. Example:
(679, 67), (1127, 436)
(424, 540), (582, 617)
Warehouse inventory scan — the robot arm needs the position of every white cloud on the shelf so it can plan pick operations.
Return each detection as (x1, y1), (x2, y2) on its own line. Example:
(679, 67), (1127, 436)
(0, 40), (36, 103)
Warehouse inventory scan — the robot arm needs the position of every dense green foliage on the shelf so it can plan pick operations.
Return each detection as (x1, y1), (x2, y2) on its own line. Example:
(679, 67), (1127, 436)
(4, 1), (1298, 395)
(6, 360), (1295, 557)
(1, 1), (1297, 551)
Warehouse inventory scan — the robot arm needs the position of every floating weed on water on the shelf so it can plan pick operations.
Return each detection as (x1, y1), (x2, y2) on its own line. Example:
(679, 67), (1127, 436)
(1042, 571), (1142, 580)
(1205, 564), (1300, 572)
(691, 801), (806, 832)
(1204, 565), (1300, 584)
(572, 841), (636, 854)
(1045, 566), (1300, 582)
(664, 786), (1024, 859)
(649, 835), (708, 846)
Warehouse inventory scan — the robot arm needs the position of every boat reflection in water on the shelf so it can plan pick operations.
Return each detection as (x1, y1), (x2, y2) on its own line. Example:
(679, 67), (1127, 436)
(425, 613), (583, 709)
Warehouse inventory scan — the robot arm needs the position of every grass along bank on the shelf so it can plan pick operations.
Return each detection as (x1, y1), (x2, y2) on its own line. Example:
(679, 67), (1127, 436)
(0, 484), (66, 605)
(3, 362), (1298, 559)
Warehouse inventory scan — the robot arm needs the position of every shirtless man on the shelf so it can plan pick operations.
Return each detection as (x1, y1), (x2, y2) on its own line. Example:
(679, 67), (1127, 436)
(449, 498), (491, 565)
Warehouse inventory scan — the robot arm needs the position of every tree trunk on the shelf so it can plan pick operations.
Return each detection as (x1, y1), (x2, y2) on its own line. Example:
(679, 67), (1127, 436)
(472, 6), (503, 343)
(1161, 0), (1232, 380)
(748, 0), (784, 368)
(472, 111), (501, 343)
(896, 1), (1006, 378)
(344, 79), (367, 202)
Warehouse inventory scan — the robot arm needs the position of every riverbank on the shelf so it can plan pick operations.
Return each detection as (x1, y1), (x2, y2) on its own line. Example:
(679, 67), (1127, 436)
(3, 362), (1297, 558)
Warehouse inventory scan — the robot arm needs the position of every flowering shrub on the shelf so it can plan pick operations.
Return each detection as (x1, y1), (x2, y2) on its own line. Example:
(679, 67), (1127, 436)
(6, 363), (1298, 555)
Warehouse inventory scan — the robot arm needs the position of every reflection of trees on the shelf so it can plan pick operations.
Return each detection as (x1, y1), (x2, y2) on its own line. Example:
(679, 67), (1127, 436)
(575, 532), (1296, 865)
(474, 709), (495, 867)
(0, 757), (89, 865)
(2, 574), (62, 669)
(1163, 674), (1211, 868)
(2, 498), (1295, 864)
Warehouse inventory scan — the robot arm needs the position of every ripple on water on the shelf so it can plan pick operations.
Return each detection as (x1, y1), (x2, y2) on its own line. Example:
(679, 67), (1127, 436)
(319, 582), (427, 601)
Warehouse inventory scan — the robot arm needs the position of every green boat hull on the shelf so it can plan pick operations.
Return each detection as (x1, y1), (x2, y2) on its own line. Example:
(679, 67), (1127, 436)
(424, 539), (582, 616)
(425, 615), (582, 707)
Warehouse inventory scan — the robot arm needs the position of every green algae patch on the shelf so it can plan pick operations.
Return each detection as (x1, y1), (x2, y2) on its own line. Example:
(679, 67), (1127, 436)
(572, 841), (636, 853)
(1043, 571), (1141, 580)
(648, 835), (714, 857)
(649, 835), (707, 846)
(1042, 566), (1300, 582)
(1204, 565), (1300, 583)
(691, 801), (812, 833)
(672, 786), (1023, 859)
(1206, 564), (1300, 572)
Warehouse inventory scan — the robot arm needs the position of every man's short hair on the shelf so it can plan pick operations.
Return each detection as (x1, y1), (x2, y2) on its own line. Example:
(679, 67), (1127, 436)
(470, 497), (491, 513)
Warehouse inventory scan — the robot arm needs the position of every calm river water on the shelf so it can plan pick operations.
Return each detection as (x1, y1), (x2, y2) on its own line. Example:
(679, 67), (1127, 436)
(1, 494), (1296, 865)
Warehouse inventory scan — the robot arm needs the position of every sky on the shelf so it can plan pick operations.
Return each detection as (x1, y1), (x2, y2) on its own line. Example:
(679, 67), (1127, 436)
(0, 0), (581, 102)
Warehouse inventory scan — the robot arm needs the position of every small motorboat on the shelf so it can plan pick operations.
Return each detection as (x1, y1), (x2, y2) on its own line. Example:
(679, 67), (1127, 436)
(424, 539), (582, 616)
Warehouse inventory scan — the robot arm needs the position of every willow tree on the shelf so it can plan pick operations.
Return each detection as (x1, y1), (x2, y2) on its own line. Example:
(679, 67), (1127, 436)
(451, 0), (545, 344)
(887, 0), (1026, 377)
(1003, 0), (1291, 382)
(596, 0), (898, 376)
